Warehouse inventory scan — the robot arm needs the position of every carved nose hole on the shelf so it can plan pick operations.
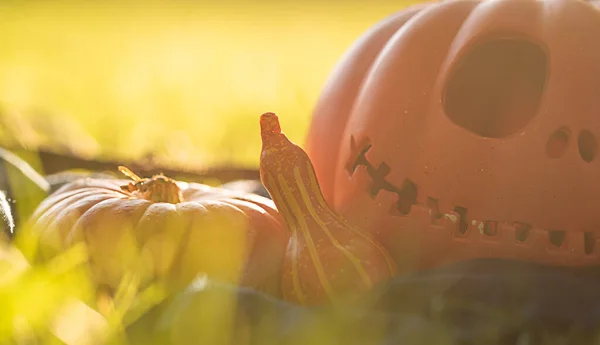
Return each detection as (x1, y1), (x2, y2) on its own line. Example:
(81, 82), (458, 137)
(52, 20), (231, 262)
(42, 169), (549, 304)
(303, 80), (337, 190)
(443, 37), (547, 138)
(548, 230), (565, 248)
(546, 127), (570, 159)
(578, 130), (597, 163)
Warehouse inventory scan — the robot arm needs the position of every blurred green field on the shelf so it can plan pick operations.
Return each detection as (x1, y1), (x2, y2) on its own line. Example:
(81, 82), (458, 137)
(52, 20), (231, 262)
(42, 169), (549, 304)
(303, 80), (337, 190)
(0, 0), (418, 170)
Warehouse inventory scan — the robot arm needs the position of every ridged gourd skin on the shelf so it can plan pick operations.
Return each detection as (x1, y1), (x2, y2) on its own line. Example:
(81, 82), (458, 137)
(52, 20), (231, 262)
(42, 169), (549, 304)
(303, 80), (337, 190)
(26, 170), (288, 295)
(259, 112), (397, 306)
(305, 0), (600, 270)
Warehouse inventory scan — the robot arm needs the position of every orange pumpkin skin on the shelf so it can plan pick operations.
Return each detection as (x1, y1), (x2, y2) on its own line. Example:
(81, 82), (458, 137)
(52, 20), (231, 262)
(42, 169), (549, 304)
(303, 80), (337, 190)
(306, 0), (600, 271)
(28, 173), (288, 293)
(260, 112), (397, 305)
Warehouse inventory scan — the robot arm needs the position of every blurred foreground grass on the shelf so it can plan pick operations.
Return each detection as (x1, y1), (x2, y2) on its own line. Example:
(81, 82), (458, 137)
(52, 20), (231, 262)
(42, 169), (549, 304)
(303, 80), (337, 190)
(0, 0), (418, 170)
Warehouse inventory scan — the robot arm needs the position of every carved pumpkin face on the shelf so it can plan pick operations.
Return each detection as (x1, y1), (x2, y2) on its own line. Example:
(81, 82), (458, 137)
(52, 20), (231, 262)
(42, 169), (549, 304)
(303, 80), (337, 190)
(305, 0), (600, 271)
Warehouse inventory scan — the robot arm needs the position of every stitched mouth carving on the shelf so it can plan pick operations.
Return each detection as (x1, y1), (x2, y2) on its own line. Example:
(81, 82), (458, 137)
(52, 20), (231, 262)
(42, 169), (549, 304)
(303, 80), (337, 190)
(345, 137), (597, 256)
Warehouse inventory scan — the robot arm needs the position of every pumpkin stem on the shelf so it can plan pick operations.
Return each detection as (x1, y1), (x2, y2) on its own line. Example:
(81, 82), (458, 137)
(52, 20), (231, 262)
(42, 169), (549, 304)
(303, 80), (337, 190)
(118, 166), (183, 204)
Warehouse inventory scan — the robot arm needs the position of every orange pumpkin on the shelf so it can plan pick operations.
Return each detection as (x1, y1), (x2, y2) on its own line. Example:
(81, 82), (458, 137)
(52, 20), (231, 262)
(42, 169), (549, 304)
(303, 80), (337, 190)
(259, 112), (397, 305)
(26, 167), (288, 293)
(305, 0), (600, 271)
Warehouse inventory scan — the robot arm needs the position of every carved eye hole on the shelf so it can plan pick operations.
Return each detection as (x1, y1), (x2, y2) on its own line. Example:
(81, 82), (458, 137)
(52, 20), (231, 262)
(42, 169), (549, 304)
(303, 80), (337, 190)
(444, 37), (547, 138)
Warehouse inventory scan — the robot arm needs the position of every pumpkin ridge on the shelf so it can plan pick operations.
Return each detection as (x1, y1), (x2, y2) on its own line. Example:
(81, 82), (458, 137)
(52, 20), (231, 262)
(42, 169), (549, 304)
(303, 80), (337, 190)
(69, 197), (152, 247)
(304, 2), (432, 202)
(163, 202), (202, 288)
(231, 194), (280, 221)
(133, 202), (181, 259)
(45, 194), (116, 240)
(29, 189), (115, 233)
(33, 194), (117, 259)
(217, 198), (286, 292)
(72, 198), (154, 288)
(30, 188), (110, 222)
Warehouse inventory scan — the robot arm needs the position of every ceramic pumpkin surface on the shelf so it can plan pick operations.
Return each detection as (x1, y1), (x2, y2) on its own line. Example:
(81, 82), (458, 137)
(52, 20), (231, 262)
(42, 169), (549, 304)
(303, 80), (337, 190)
(26, 167), (288, 293)
(305, 0), (600, 271)
(259, 112), (397, 305)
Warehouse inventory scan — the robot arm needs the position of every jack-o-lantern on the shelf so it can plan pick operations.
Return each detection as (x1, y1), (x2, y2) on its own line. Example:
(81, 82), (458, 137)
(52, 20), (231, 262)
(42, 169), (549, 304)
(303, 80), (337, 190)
(305, 0), (600, 271)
